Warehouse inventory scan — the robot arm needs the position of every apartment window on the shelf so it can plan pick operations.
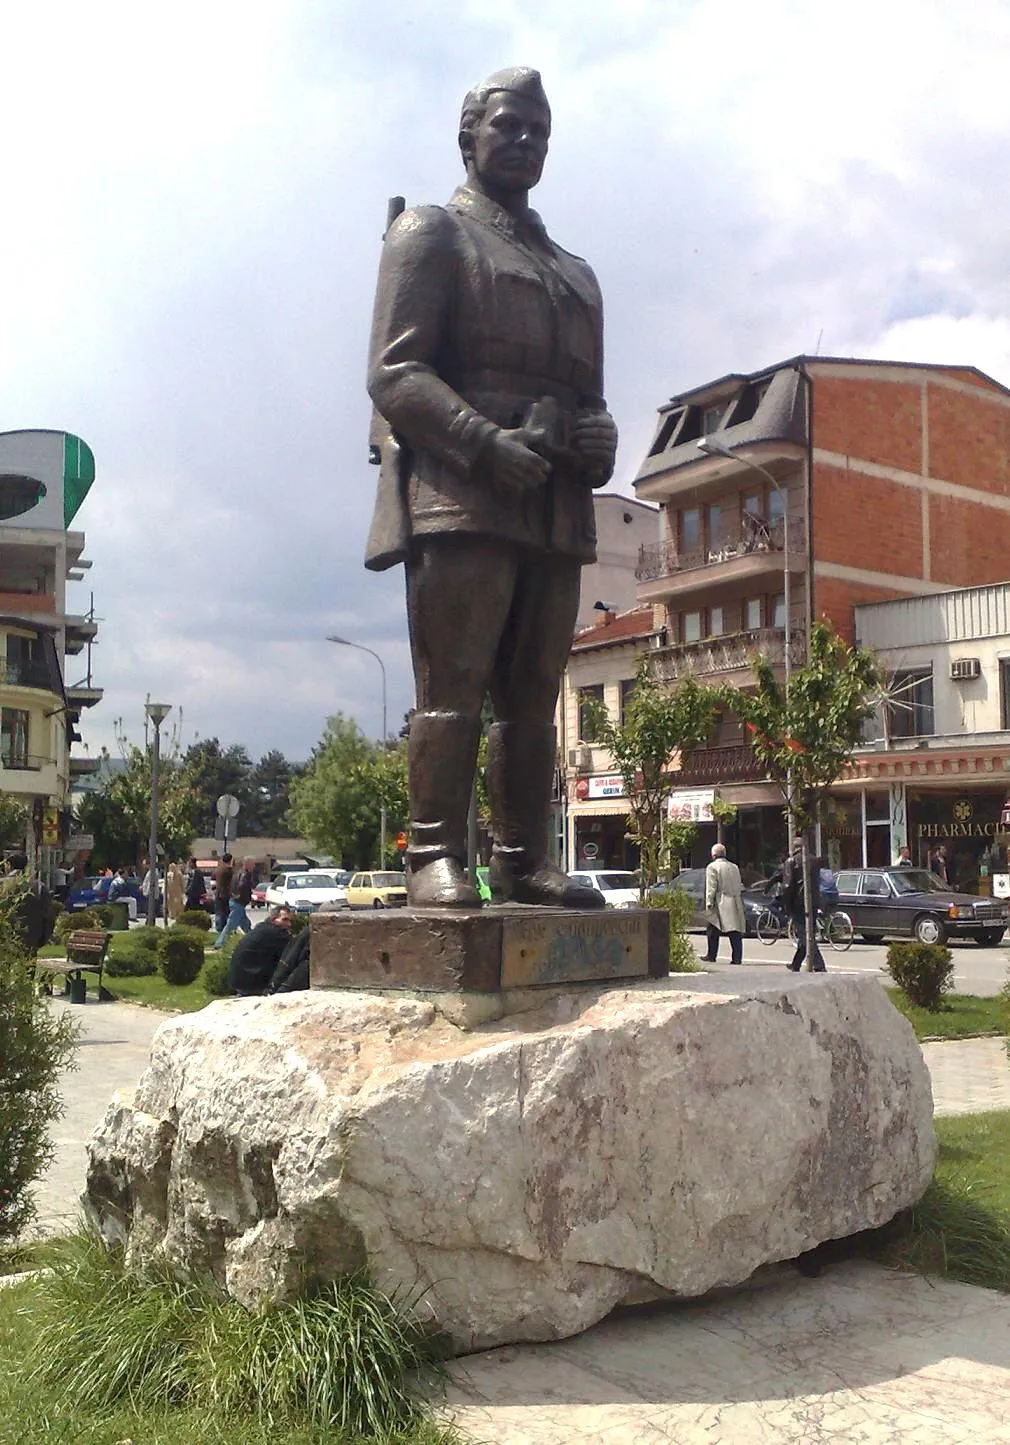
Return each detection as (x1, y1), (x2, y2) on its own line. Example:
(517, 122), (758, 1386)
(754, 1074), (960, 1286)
(683, 611), (702, 643)
(1, 708), (29, 769)
(708, 606), (725, 637)
(745, 598), (762, 630)
(701, 404), (724, 435)
(887, 668), (935, 739)
(619, 678), (636, 721)
(681, 507), (700, 552)
(1001, 660), (1010, 729)
(767, 486), (785, 525)
(742, 490), (762, 520)
(771, 593), (786, 630)
(705, 501), (723, 554)
(578, 685), (605, 743)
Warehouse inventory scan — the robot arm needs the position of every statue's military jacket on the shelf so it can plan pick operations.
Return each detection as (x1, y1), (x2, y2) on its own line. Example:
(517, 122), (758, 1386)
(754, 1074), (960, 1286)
(365, 185), (612, 569)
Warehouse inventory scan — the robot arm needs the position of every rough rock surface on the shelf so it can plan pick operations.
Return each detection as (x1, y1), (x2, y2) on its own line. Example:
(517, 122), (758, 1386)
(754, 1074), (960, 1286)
(85, 974), (935, 1351)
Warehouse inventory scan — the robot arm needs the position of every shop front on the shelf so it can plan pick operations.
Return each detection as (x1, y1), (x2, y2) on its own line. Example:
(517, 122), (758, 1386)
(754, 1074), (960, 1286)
(569, 773), (639, 870)
(908, 790), (1010, 895)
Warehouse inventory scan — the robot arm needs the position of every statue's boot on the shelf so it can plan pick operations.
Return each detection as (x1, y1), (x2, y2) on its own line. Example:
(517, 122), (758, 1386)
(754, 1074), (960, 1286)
(406, 710), (482, 909)
(487, 721), (605, 909)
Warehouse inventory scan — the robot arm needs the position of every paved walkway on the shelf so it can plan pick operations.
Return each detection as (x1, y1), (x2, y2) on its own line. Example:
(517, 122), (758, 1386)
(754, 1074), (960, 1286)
(23, 992), (1010, 1441)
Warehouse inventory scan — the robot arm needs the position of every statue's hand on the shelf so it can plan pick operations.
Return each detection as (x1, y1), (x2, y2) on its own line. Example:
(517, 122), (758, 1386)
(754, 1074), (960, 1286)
(572, 409), (618, 479)
(483, 428), (551, 491)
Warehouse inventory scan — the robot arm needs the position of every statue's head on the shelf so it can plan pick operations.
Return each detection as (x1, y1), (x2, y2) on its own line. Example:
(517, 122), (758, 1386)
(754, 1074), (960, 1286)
(459, 67), (551, 195)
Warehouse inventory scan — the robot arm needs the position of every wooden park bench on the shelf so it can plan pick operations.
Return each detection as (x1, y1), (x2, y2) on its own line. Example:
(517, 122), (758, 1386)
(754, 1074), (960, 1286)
(35, 929), (113, 1002)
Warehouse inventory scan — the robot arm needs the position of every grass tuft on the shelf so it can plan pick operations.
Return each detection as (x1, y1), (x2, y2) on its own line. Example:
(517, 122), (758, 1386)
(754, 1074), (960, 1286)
(20, 1234), (459, 1442)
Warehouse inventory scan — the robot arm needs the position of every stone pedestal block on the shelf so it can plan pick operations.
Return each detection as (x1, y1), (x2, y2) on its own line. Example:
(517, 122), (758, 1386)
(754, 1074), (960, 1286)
(311, 905), (668, 997)
(85, 974), (936, 1353)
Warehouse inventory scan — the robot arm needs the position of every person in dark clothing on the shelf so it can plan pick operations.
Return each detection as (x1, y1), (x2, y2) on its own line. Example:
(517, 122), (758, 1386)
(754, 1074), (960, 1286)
(227, 907), (293, 996)
(3, 854), (53, 952)
(213, 854), (233, 935)
(185, 858), (206, 910)
(269, 926), (310, 994)
(782, 842), (825, 973)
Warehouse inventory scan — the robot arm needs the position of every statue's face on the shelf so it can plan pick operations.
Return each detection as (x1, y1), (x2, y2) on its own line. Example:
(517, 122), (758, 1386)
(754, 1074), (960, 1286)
(469, 92), (550, 193)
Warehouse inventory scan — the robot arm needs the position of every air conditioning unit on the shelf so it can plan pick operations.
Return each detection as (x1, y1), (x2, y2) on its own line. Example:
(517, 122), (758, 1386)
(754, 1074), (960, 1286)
(567, 746), (593, 770)
(950, 657), (981, 681)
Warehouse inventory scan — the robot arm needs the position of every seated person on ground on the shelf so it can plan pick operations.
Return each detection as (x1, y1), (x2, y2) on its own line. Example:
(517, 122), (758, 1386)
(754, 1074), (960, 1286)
(226, 906), (294, 996)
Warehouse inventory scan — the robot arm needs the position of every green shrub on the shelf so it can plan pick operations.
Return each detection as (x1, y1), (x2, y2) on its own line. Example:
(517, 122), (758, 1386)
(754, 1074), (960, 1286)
(24, 1236), (455, 1439)
(104, 929), (162, 978)
(176, 908), (211, 932)
(648, 885), (701, 972)
(201, 950), (233, 997)
(0, 883), (79, 1240)
(90, 903), (114, 928)
(289, 911), (310, 937)
(886, 940), (955, 1012)
(53, 908), (100, 942)
(159, 927), (206, 986)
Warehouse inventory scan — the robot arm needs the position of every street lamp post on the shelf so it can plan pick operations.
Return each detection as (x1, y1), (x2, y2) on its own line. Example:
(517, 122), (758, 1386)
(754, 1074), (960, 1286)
(326, 635), (388, 868)
(697, 435), (794, 850)
(144, 702), (171, 927)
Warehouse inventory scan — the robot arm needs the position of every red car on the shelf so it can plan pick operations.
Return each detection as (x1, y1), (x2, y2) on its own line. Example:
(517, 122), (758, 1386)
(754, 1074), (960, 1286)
(251, 880), (270, 908)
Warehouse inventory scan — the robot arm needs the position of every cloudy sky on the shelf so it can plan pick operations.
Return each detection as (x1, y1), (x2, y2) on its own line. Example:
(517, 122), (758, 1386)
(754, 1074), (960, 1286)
(5, 0), (1010, 765)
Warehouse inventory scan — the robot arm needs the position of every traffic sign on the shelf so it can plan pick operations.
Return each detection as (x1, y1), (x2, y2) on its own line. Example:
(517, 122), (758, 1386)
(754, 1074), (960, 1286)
(216, 793), (241, 820)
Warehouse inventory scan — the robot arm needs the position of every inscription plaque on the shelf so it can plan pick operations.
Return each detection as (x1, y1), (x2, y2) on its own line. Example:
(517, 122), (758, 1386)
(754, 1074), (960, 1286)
(500, 912), (649, 988)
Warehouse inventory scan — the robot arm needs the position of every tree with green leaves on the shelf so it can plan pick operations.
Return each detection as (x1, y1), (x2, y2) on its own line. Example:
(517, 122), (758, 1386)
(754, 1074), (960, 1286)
(721, 620), (881, 832)
(583, 663), (721, 892)
(182, 738), (254, 837)
(287, 714), (407, 868)
(245, 749), (301, 836)
(720, 620), (881, 966)
(75, 743), (201, 869)
(0, 793), (28, 854)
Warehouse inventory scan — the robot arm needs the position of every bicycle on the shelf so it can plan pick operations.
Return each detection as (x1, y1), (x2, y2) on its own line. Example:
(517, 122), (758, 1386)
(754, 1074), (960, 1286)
(756, 903), (853, 951)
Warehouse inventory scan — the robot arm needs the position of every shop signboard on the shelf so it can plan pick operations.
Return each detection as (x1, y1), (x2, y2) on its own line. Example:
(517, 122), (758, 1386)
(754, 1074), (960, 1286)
(993, 874), (1010, 899)
(667, 787), (716, 823)
(587, 774), (625, 800)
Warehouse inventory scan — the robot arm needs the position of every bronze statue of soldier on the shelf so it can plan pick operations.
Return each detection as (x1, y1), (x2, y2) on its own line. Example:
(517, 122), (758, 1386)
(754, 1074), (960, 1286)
(365, 67), (617, 909)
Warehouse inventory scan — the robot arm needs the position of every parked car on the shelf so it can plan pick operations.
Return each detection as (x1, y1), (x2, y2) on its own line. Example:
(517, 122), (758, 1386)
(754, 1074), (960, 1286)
(833, 867), (1008, 945)
(264, 869), (351, 913)
(346, 870), (409, 909)
(65, 874), (158, 913)
(650, 867), (769, 936)
(250, 879), (270, 908)
(566, 869), (640, 908)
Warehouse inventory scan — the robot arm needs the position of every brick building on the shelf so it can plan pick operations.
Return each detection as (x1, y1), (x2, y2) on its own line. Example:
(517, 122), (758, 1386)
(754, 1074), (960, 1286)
(560, 356), (1010, 877)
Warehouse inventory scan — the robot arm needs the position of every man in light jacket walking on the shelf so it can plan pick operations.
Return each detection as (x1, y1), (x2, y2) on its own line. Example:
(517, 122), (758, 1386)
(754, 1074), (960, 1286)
(704, 842), (746, 965)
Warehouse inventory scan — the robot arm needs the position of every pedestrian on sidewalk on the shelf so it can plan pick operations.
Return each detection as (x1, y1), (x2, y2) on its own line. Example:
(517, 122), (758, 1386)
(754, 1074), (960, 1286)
(703, 843), (745, 965)
(215, 857), (255, 949)
(784, 840), (825, 973)
(213, 854), (233, 936)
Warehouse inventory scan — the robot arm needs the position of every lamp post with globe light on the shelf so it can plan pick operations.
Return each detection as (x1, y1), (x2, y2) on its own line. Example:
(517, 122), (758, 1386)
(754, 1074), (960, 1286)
(144, 702), (171, 926)
(326, 635), (388, 868)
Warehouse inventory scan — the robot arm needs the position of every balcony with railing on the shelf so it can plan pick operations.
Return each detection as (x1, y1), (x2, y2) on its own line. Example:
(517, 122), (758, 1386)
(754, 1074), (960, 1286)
(635, 516), (805, 604)
(671, 743), (769, 787)
(0, 751), (52, 772)
(650, 626), (802, 684)
(0, 659), (60, 692)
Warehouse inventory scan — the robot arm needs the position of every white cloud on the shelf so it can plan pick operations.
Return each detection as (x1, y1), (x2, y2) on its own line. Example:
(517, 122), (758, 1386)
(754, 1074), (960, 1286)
(3, 0), (1010, 760)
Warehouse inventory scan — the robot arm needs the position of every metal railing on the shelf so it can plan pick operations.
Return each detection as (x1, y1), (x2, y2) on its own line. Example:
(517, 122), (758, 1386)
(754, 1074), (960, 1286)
(650, 627), (801, 681)
(0, 751), (51, 771)
(672, 744), (768, 786)
(636, 516), (805, 583)
(0, 660), (56, 689)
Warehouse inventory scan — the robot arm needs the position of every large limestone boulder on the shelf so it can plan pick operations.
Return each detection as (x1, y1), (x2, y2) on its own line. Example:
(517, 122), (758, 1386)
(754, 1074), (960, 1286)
(85, 974), (935, 1352)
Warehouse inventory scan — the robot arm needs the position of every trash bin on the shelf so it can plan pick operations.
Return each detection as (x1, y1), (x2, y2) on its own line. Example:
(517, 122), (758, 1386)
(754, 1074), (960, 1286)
(107, 901), (130, 931)
(68, 974), (87, 1005)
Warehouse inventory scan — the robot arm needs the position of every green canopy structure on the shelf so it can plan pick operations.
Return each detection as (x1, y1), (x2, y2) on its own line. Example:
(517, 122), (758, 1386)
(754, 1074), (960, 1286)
(63, 433), (96, 527)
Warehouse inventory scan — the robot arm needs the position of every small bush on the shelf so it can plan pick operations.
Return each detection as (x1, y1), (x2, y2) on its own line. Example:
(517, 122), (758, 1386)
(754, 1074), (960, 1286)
(176, 908), (211, 932)
(648, 885), (701, 973)
(201, 950), (233, 997)
(24, 1236), (455, 1439)
(289, 911), (310, 937)
(159, 927), (206, 986)
(886, 940), (955, 1012)
(90, 903), (115, 928)
(0, 883), (79, 1240)
(53, 908), (100, 942)
(104, 929), (162, 978)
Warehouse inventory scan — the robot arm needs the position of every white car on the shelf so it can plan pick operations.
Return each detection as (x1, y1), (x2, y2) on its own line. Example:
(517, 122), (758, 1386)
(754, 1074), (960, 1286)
(264, 869), (351, 913)
(567, 869), (641, 908)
